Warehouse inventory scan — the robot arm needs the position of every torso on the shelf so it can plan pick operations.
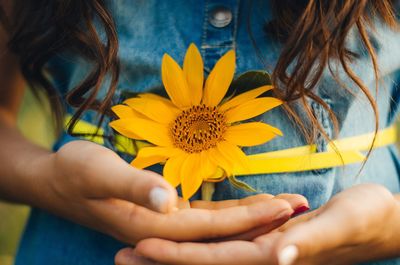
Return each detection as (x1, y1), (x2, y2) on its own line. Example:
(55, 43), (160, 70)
(16, 1), (400, 264)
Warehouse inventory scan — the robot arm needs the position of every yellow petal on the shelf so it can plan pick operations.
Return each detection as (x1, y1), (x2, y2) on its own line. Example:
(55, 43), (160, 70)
(109, 118), (143, 140)
(219, 85), (273, 112)
(217, 141), (249, 173)
(225, 97), (282, 123)
(138, 93), (178, 108)
(111, 105), (139, 119)
(183, 43), (203, 105)
(109, 118), (172, 147)
(202, 50), (235, 106)
(181, 153), (203, 200)
(200, 151), (217, 180)
(162, 54), (192, 108)
(131, 146), (178, 169)
(206, 167), (226, 181)
(225, 122), (283, 146)
(110, 106), (146, 139)
(207, 147), (234, 176)
(124, 96), (180, 124)
(163, 153), (187, 188)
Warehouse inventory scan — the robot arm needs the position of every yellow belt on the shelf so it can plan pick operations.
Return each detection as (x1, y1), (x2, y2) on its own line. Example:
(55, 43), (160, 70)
(66, 115), (397, 175)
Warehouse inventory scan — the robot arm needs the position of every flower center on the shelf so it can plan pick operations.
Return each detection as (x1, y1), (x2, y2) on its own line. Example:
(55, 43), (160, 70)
(171, 104), (227, 153)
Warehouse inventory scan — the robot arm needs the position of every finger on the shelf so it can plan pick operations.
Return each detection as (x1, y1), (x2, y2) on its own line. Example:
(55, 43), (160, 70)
(152, 198), (293, 241)
(87, 197), (294, 243)
(273, 202), (358, 264)
(274, 194), (309, 215)
(217, 193), (310, 241)
(274, 184), (395, 265)
(135, 238), (269, 265)
(274, 214), (346, 265)
(190, 194), (308, 212)
(115, 248), (160, 265)
(83, 145), (177, 213)
(135, 233), (283, 265)
(216, 215), (289, 242)
(190, 194), (274, 209)
(277, 209), (320, 232)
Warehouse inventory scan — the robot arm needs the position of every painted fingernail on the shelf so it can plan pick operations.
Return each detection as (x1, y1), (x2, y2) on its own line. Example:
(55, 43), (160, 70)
(278, 245), (299, 265)
(292, 205), (309, 217)
(149, 187), (170, 213)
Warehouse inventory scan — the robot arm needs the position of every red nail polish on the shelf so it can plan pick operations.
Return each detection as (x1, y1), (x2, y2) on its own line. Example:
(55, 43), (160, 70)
(292, 205), (309, 216)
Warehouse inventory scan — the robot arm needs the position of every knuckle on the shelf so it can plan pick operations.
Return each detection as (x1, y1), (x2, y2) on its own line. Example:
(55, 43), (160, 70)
(199, 212), (223, 239)
(126, 204), (140, 225)
(253, 193), (275, 201)
(271, 198), (293, 211)
(110, 226), (137, 245)
(365, 184), (394, 203)
(355, 184), (396, 214)
(204, 214), (218, 238)
(107, 206), (141, 244)
(141, 169), (164, 184)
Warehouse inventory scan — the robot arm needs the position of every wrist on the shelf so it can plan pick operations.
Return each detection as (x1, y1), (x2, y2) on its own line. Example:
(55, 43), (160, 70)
(14, 151), (57, 209)
(392, 195), (400, 251)
(364, 192), (400, 261)
(395, 194), (400, 203)
(343, 188), (400, 264)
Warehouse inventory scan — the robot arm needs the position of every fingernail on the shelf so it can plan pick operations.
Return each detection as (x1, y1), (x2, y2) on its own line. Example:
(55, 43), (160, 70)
(149, 187), (170, 213)
(278, 245), (299, 265)
(116, 249), (137, 264)
(292, 205), (309, 217)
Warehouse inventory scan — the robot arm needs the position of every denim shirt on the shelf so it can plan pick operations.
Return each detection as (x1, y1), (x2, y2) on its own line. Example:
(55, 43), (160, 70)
(16, 1), (400, 265)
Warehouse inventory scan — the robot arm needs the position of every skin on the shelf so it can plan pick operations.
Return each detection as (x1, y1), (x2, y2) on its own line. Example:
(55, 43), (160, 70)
(2, 3), (400, 265)
(0, 2), (307, 260)
(116, 184), (400, 265)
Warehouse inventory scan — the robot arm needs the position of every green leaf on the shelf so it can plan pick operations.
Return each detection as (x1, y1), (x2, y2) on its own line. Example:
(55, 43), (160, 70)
(227, 175), (257, 193)
(120, 90), (140, 100)
(230, 70), (272, 93)
(220, 70), (273, 106)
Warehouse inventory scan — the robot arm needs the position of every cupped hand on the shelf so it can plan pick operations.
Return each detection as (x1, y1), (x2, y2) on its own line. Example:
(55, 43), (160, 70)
(126, 184), (400, 265)
(41, 140), (307, 245)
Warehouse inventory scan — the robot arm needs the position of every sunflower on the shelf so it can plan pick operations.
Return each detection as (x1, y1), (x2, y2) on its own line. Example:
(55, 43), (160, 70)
(110, 44), (283, 200)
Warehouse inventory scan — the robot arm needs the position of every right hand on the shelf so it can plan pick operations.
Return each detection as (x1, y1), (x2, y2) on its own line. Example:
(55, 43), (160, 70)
(40, 140), (307, 244)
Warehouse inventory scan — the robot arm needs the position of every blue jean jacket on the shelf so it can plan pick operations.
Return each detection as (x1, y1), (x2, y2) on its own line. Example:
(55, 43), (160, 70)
(16, 0), (400, 264)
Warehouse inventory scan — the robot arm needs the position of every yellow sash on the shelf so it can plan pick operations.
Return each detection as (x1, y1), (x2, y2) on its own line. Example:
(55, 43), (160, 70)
(65, 115), (397, 175)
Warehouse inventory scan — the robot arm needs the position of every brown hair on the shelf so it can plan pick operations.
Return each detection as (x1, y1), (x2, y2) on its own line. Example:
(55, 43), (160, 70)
(0, 0), (119, 135)
(268, 0), (398, 147)
(1, 0), (398, 146)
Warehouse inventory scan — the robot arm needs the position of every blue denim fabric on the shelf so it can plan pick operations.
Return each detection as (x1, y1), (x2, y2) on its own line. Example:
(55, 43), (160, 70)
(16, 0), (400, 264)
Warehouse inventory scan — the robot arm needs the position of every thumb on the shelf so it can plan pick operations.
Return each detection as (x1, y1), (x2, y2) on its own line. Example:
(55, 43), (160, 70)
(274, 205), (351, 265)
(85, 145), (178, 213)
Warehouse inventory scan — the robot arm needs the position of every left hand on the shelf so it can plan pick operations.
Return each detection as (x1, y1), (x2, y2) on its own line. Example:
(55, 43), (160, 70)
(123, 184), (400, 265)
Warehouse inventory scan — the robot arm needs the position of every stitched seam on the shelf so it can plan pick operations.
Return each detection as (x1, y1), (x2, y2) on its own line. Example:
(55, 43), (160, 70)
(232, 0), (240, 53)
(201, 0), (210, 72)
(311, 99), (334, 174)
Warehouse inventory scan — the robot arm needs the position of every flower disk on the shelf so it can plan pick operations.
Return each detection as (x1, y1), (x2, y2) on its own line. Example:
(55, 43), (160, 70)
(171, 104), (227, 153)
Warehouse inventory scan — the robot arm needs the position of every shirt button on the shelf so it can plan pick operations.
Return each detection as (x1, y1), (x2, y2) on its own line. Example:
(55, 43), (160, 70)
(209, 6), (233, 28)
